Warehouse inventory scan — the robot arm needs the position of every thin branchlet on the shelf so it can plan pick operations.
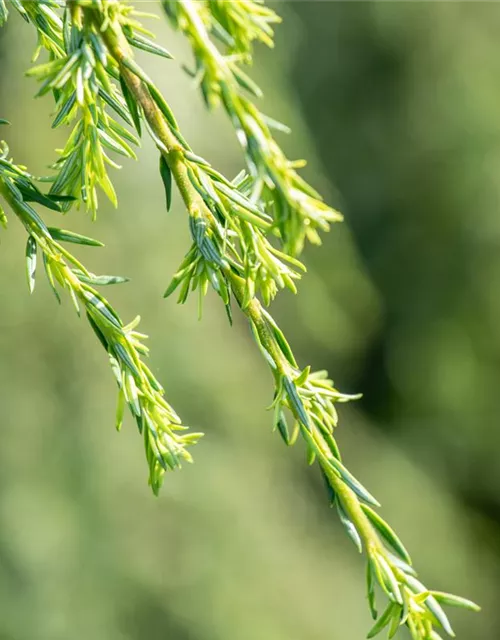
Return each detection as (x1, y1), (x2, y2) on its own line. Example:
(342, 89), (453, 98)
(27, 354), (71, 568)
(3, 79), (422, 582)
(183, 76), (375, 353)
(162, 0), (342, 256)
(0, 130), (202, 494)
(0, 2), (480, 638)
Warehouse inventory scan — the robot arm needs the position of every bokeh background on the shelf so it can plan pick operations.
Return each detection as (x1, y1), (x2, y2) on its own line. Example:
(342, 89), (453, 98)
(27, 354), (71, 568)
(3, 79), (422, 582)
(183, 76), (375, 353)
(0, 2), (498, 638)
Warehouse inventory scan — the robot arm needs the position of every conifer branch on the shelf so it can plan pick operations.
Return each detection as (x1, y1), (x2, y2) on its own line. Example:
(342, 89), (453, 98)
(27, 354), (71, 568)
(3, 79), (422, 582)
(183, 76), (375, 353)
(0, 128), (202, 494)
(0, 2), (480, 637)
(84, 4), (478, 638)
(162, 0), (342, 256)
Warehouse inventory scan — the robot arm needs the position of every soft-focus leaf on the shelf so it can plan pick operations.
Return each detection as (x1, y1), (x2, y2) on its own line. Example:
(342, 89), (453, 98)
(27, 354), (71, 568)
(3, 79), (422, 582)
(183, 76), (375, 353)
(48, 228), (104, 247)
(159, 155), (172, 212)
(25, 235), (37, 294)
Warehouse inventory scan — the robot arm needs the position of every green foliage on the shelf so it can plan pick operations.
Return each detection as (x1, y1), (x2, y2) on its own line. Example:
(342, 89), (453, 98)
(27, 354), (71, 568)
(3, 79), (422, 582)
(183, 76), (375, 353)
(0, 133), (202, 495)
(162, 0), (342, 256)
(0, 1), (480, 638)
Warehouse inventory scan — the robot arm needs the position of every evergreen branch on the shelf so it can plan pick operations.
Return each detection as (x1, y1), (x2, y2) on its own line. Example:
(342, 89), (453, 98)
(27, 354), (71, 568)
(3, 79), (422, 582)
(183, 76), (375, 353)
(208, 0), (280, 55)
(0, 2), (480, 636)
(83, 4), (479, 638)
(0, 134), (202, 495)
(18, 0), (165, 218)
(162, 0), (342, 256)
(18, 1), (304, 309)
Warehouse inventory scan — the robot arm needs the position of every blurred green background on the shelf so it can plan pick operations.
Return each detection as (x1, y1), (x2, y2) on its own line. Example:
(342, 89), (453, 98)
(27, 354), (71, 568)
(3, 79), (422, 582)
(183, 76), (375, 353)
(0, 2), (498, 638)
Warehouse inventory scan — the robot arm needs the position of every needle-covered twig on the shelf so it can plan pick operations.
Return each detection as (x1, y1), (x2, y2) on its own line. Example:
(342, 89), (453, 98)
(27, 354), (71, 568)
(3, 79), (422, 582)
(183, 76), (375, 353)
(0, 2), (480, 637)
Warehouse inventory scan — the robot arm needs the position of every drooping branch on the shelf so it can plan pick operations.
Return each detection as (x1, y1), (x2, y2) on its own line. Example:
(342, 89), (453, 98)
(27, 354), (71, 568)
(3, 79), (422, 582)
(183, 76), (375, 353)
(0, 2), (480, 638)
(85, 5), (479, 639)
(0, 129), (201, 495)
